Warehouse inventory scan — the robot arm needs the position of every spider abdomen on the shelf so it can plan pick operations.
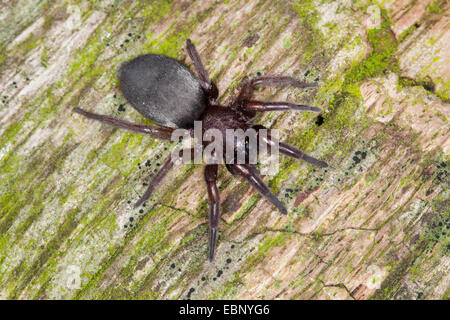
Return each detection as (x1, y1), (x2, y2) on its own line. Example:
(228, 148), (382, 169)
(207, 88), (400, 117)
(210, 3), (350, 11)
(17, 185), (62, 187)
(118, 54), (207, 129)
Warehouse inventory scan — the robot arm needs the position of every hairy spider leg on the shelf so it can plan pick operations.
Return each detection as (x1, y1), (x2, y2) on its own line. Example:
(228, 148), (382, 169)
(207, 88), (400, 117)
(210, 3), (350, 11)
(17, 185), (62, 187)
(185, 39), (210, 86)
(135, 148), (195, 208)
(252, 124), (328, 168)
(73, 108), (174, 140)
(232, 163), (287, 214)
(205, 164), (220, 261)
(186, 39), (218, 99)
(236, 75), (319, 102)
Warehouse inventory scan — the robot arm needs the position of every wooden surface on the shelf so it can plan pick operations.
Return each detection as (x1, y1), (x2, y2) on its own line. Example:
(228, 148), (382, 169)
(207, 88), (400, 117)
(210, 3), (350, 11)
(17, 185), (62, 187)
(0, 0), (449, 299)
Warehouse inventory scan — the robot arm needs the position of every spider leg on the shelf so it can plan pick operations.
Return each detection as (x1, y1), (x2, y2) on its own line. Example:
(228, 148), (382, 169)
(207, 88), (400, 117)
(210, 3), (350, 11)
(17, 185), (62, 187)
(186, 39), (210, 85)
(243, 100), (321, 113)
(236, 76), (318, 102)
(134, 148), (194, 208)
(205, 164), (220, 261)
(253, 125), (328, 168)
(225, 163), (238, 175)
(233, 163), (287, 214)
(74, 108), (174, 140)
(185, 39), (218, 98)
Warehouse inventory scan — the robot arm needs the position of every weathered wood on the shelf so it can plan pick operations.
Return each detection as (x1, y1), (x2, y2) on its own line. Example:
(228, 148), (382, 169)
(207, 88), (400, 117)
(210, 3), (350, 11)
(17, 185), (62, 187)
(0, 0), (448, 300)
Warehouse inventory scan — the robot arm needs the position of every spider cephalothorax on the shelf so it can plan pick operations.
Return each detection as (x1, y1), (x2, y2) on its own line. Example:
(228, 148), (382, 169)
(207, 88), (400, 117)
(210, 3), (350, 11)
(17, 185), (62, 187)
(74, 39), (327, 261)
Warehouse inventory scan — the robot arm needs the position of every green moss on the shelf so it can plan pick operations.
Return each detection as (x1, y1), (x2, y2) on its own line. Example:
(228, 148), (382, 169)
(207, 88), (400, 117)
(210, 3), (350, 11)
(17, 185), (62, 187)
(100, 132), (140, 169)
(426, 0), (445, 14)
(41, 46), (50, 68)
(208, 272), (245, 299)
(434, 78), (450, 102)
(2, 0), (448, 300)
(398, 23), (418, 42)
(282, 35), (292, 49)
(292, 0), (323, 62)
(196, 200), (208, 216)
(0, 121), (23, 152)
(233, 195), (259, 221)
(398, 76), (436, 94)
(401, 75), (449, 104)
(0, 51), (6, 65)
(245, 233), (287, 267)
(344, 21), (398, 86)
(420, 198), (450, 252)
(365, 171), (380, 186)
(38, 88), (57, 118)
(15, 32), (40, 55)
(8, 206), (82, 299)
(140, 0), (172, 22)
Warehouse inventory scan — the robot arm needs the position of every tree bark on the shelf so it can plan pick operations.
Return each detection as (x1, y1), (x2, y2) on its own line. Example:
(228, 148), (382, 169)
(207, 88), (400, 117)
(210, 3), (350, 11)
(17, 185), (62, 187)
(0, 0), (448, 299)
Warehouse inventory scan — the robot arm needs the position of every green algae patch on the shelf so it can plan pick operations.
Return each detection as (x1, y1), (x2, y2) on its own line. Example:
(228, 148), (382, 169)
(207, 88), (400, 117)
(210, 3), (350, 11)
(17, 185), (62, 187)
(0, 122), (24, 154)
(426, 0), (446, 14)
(398, 76), (449, 103)
(293, 0), (322, 53)
(1, 0), (448, 300)
(344, 22), (398, 87)
(208, 272), (245, 299)
(245, 233), (287, 267)
(232, 195), (260, 222)
(398, 23), (419, 42)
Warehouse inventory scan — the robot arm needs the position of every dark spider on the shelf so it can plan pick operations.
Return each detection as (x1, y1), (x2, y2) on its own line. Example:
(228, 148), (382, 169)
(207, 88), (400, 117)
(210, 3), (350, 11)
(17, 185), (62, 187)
(73, 39), (327, 261)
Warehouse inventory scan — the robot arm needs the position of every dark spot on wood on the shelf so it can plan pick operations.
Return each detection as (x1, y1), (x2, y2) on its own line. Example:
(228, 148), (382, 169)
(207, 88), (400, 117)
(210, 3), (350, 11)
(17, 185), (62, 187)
(315, 115), (324, 126)
(187, 287), (195, 298)
(294, 186), (319, 206)
(136, 257), (149, 271)
(242, 33), (260, 48)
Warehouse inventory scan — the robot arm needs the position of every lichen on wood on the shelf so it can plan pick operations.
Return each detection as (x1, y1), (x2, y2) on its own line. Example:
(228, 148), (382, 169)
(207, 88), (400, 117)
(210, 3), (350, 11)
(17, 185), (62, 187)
(0, 0), (448, 300)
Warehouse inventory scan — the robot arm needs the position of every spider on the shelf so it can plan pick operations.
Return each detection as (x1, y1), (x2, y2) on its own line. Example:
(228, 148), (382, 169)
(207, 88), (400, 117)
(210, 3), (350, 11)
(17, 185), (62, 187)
(74, 39), (327, 261)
